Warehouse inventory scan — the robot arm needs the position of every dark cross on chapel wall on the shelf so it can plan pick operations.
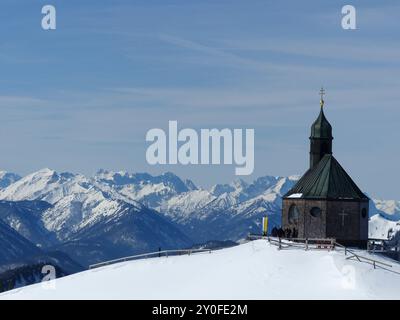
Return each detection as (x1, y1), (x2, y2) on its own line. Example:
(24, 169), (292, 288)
(338, 209), (348, 227)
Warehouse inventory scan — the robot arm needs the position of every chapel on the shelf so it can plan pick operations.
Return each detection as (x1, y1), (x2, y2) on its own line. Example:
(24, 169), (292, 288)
(282, 89), (369, 247)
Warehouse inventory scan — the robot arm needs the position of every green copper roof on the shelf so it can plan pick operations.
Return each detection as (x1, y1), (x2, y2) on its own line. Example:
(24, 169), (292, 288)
(284, 154), (368, 200)
(310, 107), (332, 139)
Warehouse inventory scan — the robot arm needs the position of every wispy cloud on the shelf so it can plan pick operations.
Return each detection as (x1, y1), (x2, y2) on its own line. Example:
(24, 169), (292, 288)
(155, 33), (400, 83)
(157, 34), (279, 72)
(219, 38), (400, 64)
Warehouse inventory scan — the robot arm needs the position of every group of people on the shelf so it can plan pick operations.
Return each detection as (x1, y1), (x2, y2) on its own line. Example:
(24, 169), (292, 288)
(271, 226), (298, 239)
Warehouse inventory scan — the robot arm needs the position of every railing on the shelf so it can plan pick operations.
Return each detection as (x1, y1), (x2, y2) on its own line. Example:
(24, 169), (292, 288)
(247, 234), (335, 251)
(89, 248), (212, 270)
(247, 234), (400, 275)
(333, 242), (400, 274)
(247, 234), (269, 241)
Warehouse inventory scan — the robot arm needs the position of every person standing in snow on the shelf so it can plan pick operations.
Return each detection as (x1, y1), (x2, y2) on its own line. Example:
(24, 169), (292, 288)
(277, 228), (285, 239)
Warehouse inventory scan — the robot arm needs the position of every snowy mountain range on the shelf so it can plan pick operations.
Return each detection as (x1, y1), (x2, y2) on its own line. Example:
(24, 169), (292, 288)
(0, 168), (399, 271)
(0, 169), (192, 267)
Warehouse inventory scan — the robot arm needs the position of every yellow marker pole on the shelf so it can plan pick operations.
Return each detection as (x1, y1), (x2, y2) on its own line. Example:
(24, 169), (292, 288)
(262, 217), (268, 236)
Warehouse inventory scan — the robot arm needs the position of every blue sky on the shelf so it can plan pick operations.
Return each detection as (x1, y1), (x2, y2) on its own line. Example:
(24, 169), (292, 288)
(0, 0), (399, 199)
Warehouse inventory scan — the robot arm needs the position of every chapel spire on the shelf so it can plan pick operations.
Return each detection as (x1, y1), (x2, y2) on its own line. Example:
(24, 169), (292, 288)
(309, 88), (333, 168)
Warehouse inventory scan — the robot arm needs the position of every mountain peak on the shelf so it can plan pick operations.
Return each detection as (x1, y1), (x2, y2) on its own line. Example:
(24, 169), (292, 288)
(36, 168), (56, 175)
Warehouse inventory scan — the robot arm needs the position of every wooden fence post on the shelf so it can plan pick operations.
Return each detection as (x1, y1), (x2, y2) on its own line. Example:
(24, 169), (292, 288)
(305, 238), (308, 251)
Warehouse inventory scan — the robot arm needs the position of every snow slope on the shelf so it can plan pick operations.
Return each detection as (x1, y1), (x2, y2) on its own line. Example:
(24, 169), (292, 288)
(2, 240), (400, 300)
(369, 214), (400, 239)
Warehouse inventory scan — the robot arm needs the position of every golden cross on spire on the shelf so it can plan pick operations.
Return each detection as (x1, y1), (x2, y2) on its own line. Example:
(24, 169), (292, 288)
(319, 87), (325, 107)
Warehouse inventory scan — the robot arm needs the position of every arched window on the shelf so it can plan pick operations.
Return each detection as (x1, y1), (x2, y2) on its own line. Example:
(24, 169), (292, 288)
(310, 207), (322, 218)
(288, 204), (300, 224)
(361, 208), (367, 219)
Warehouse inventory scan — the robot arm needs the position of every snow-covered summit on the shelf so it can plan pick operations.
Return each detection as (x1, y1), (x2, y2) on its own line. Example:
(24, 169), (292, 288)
(92, 170), (198, 209)
(373, 199), (400, 221)
(0, 168), (86, 203)
(94, 169), (196, 191)
(2, 240), (400, 300)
